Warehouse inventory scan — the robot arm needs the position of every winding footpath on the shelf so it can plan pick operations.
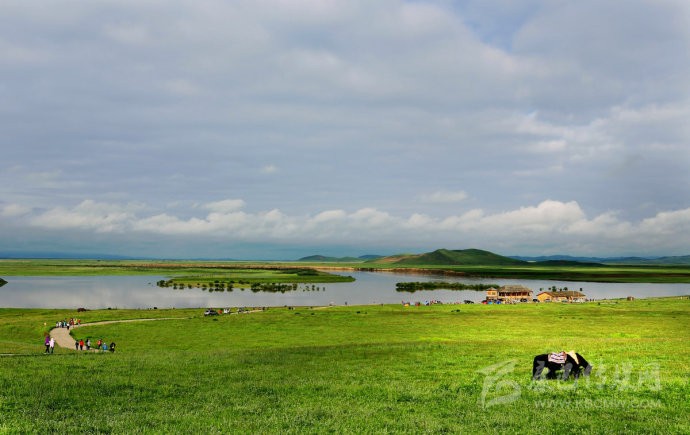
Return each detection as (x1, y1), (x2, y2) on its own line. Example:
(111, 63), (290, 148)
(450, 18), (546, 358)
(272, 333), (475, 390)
(49, 318), (181, 350)
(48, 309), (273, 351)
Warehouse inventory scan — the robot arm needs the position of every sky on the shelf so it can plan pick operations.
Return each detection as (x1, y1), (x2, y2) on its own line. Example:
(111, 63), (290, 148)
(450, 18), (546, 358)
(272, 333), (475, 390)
(1, 0), (689, 259)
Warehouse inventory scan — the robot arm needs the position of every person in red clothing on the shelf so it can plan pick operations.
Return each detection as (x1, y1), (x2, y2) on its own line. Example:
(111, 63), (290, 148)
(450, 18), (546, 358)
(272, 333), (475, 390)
(79, 339), (84, 350)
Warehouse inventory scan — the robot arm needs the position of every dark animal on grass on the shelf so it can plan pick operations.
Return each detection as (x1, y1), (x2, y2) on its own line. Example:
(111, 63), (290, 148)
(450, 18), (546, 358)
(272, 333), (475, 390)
(532, 351), (592, 380)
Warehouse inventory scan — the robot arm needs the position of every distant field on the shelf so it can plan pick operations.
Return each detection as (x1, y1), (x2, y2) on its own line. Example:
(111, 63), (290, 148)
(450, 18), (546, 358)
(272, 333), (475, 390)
(0, 259), (354, 286)
(0, 297), (688, 432)
(0, 259), (289, 276)
(2, 258), (690, 283)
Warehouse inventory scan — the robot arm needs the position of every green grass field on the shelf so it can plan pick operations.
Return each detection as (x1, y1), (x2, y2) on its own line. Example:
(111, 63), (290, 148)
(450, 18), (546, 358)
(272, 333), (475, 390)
(1, 298), (688, 432)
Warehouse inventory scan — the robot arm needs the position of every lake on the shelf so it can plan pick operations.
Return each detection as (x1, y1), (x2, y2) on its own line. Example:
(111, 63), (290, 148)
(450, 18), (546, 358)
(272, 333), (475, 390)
(0, 272), (688, 309)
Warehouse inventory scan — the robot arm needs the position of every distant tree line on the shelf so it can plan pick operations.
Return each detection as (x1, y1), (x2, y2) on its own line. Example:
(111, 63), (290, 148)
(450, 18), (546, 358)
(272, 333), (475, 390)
(395, 281), (499, 293)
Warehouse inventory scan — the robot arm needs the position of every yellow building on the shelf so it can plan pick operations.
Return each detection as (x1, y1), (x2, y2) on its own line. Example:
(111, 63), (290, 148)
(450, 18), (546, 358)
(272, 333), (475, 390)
(486, 288), (499, 300)
(536, 291), (587, 303)
(485, 285), (533, 302)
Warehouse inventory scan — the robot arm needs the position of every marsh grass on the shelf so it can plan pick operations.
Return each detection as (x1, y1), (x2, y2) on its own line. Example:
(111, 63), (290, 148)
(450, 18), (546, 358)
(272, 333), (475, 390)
(1, 298), (688, 432)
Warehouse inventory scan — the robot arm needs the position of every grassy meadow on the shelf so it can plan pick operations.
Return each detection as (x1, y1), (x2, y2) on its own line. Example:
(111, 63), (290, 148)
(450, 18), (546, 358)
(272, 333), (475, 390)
(1, 298), (688, 433)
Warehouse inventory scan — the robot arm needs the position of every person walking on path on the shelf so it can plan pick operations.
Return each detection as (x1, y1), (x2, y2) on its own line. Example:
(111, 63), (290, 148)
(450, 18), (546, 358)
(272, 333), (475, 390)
(79, 339), (84, 350)
(86, 338), (91, 350)
(44, 335), (50, 354)
(49, 337), (55, 354)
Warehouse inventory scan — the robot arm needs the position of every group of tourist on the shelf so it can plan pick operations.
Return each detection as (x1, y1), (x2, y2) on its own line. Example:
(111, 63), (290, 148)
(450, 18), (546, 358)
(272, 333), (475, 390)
(74, 338), (115, 353)
(44, 318), (116, 353)
(44, 334), (116, 353)
(55, 318), (81, 330)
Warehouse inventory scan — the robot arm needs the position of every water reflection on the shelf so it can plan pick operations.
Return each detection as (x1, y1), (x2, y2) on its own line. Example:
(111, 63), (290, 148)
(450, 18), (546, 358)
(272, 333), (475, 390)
(0, 272), (687, 309)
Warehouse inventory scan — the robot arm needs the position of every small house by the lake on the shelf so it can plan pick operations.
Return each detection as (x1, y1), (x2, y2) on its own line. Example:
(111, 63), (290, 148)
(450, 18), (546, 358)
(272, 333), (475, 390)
(536, 290), (587, 303)
(485, 285), (533, 303)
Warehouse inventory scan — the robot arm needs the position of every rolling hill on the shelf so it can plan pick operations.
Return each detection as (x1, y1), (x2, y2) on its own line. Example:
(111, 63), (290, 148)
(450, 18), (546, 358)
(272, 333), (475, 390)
(371, 249), (528, 266)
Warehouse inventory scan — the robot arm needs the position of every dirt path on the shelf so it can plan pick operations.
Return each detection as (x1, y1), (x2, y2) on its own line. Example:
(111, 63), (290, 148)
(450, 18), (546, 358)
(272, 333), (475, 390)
(49, 318), (181, 350)
(48, 309), (273, 351)
(48, 306), (326, 351)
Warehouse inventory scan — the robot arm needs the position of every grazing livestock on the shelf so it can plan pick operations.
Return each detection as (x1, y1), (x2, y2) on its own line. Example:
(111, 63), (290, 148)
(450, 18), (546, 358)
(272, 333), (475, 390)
(532, 351), (592, 380)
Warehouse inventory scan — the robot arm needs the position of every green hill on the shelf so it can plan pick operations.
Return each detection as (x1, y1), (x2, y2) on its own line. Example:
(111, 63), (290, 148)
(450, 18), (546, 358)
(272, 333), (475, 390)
(376, 249), (527, 266)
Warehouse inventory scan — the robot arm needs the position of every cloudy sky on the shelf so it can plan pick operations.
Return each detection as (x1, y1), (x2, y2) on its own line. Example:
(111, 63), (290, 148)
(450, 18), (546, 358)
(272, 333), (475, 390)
(1, 0), (689, 259)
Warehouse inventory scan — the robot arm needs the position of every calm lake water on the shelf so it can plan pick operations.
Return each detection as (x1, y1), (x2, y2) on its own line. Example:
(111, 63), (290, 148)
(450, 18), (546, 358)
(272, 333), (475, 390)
(1, 272), (688, 309)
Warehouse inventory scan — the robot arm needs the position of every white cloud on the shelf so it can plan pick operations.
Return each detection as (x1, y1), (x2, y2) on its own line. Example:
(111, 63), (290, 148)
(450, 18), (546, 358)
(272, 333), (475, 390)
(29, 200), (137, 233)
(0, 203), (32, 218)
(311, 209), (347, 223)
(5, 198), (688, 255)
(639, 208), (690, 236)
(404, 213), (434, 228)
(441, 200), (586, 235)
(349, 208), (395, 228)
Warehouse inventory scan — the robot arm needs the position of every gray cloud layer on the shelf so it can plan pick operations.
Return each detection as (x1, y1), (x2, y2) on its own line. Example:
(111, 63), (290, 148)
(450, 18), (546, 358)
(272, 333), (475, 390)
(1, 1), (689, 258)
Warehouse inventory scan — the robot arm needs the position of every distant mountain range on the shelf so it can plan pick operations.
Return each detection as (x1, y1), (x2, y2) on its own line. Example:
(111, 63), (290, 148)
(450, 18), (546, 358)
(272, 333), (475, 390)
(509, 254), (690, 265)
(299, 249), (530, 266)
(328, 249), (690, 266)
